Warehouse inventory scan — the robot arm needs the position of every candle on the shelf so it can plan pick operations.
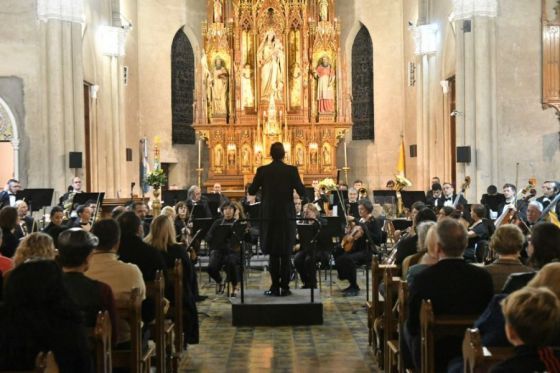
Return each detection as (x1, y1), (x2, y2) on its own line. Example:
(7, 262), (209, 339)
(344, 141), (348, 167)
(198, 139), (201, 168)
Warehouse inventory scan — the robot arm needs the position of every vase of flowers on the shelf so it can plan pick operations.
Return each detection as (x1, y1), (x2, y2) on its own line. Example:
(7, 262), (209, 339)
(145, 168), (167, 216)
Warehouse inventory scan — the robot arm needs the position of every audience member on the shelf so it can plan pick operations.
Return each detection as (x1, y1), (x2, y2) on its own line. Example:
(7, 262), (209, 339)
(405, 218), (493, 371)
(484, 224), (533, 293)
(0, 229), (13, 275)
(0, 260), (92, 372)
(0, 206), (19, 258)
(12, 232), (57, 268)
(405, 222), (438, 286)
(393, 207), (437, 265)
(87, 219), (145, 345)
(57, 228), (117, 344)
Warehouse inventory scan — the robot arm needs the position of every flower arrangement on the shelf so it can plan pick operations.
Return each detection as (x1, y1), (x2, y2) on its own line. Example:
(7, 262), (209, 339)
(145, 167), (167, 188)
(318, 177), (337, 192)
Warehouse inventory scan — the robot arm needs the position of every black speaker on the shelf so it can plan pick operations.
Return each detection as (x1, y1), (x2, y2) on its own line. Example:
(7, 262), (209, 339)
(69, 152), (83, 169)
(409, 144), (417, 158)
(463, 20), (471, 33)
(126, 148), (133, 162)
(456, 146), (471, 163)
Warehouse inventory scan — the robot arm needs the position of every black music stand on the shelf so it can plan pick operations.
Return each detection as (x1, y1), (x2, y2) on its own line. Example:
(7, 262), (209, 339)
(323, 216), (344, 241)
(392, 219), (412, 231)
(73, 192), (105, 207)
(162, 189), (189, 207)
(16, 189), (54, 212)
(192, 217), (214, 239)
(400, 191), (427, 209)
(372, 190), (397, 205)
(331, 190), (348, 208)
(296, 221), (321, 303)
(304, 187), (316, 203)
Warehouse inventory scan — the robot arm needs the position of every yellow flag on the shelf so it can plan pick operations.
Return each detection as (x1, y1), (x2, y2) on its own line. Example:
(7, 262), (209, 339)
(397, 137), (406, 177)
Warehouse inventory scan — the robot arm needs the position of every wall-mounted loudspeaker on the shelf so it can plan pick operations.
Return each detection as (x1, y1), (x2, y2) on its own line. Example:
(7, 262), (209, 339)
(409, 144), (417, 158)
(456, 146), (471, 163)
(69, 152), (83, 169)
(126, 148), (133, 162)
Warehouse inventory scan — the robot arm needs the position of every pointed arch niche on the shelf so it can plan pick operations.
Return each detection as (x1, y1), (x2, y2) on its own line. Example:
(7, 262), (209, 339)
(0, 97), (19, 181)
(171, 27), (196, 144)
(351, 24), (374, 140)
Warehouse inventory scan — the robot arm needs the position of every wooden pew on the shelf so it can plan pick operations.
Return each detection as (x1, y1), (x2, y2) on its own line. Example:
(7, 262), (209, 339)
(167, 259), (184, 372)
(366, 256), (382, 348)
(112, 287), (156, 373)
(89, 310), (112, 373)
(0, 351), (60, 373)
(145, 271), (166, 373)
(383, 269), (400, 373)
(420, 300), (477, 373)
(463, 328), (514, 373)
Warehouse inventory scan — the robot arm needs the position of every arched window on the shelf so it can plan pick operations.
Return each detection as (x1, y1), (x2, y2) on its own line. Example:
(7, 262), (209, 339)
(171, 28), (195, 144)
(351, 25), (374, 140)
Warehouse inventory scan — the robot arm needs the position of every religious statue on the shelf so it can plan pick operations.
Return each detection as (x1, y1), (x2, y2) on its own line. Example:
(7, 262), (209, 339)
(211, 58), (229, 116)
(215, 147), (223, 167)
(201, 52), (212, 115)
(313, 56), (335, 113)
(322, 144), (331, 165)
(318, 0), (329, 21)
(228, 150), (236, 167)
(310, 148), (318, 164)
(242, 147), (250, 166)
(255, 150), (262, 165)
(290, 62), (302, 108)
(258, 31), (285, 101)
(296, 146), (304, 166)
(213, 0), (223, 23)
(241, 63), (254, 108)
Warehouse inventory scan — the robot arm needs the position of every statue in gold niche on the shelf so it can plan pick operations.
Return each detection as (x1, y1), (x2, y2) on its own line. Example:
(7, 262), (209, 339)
(213, 0), (223, 23)
(290, 62), (302, 108)
(322, 144), (331, 165)
(241, 63), (254, 108)
(318, 0), (329, 21)
(211, 58), (229, 115)
(258, 31), (285, 101)
(313, 56), (335, 113)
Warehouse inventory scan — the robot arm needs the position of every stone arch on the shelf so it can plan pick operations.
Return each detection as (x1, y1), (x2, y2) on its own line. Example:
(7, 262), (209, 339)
(0, 97), (20, 180)
(351, 24), (374, 140)
(171, 27), (196, 144)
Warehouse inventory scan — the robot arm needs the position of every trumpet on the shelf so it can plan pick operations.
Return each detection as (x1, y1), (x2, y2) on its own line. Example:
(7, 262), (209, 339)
(358, 187), (369, 200)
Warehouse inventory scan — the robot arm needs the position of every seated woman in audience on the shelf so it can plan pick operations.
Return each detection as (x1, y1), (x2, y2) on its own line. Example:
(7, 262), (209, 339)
(484, 224), (533, 293)
(42, 206), (66, 247)
(0, 206), (20, 258)
(0, 260), (92, 372)
(405, 221), (437, 286)
(502, 222), (560, 293)
(0, 229), (13, 276)
(11, 232), (57, 268)
(392, 207), (437, 266)
(145, 215), (199, 346)
(57, 228), (118, 344)
(491, 287), (560, 372)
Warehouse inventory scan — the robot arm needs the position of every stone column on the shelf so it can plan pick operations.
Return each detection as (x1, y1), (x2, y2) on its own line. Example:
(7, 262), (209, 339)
(453, 0), (498, 199)
(38, 0), (85, 194)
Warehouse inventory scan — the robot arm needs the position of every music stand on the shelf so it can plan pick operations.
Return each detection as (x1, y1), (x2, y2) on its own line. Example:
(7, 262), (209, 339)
(348, 202), (360, 219)
(192, 217), (214, 238)
(331, 190), (348, 208)
(15, 189), (54, 212)
(372, 190), (397, 205)
(71, 192), (105, 210)
(400, 191), (427, 209)
(392, 219), (412, 231)
(162, 189), (189, 207)
(304, 187), (315, 203)
(323, 216), (345, 241)
(296, 221), (321, 303)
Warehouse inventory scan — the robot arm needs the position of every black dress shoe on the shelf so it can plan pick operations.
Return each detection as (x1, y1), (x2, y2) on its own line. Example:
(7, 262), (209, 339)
(264, 288), (280, 296)
(280, 288), (292, 296)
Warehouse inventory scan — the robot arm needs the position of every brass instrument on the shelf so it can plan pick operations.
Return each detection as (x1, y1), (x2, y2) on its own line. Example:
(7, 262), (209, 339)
(394, 175), (412, 217)
(358, 187), (369, 200)
(62, 191), (76, 220)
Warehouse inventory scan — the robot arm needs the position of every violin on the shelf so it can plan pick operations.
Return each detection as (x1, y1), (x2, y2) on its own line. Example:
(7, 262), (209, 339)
(341, 218), (364, 253)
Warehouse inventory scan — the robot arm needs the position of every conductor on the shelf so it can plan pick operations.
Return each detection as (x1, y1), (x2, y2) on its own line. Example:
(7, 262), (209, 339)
(248, 142), (306, 296)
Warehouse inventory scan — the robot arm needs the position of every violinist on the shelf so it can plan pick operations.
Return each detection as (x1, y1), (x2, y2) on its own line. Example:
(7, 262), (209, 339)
(346, 188), (360, 220)
(497, 184), (521, 216)
(293, 203), (332, 289)
(70, 204), (93, 232)
(442, 182), (468, 209)
(186, 185), (212, 219)
(335, 199), (382, 297)
(205, 202), (240, 296)
(465, 204), (491, 262)
(536, 181), (559, 210)
(14, 200), (36, 239)
(173, 201), (189, 243)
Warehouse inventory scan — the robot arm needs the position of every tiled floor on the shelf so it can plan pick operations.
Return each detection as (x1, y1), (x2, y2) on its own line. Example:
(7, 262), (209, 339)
(180, 268), (380, 372)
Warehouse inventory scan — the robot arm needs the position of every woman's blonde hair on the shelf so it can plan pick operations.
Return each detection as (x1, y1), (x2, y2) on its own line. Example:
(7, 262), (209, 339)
(13, 232), (57, 267)
(416, 221), (437, 252)
(490, 224), (524, 255)
(528, 262), (560, 298)
(145, 215), (177, 251)
(160, 206), (176, 220)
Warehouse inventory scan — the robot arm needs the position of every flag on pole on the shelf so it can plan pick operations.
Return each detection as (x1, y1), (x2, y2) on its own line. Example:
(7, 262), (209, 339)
(397, 136), (406, 177)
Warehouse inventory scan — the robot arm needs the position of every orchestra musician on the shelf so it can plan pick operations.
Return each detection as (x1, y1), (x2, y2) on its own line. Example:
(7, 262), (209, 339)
(346, 187), (360, 220)
(205, 202), (241, 297)
(480, 184), (505, 220)
(293, 203), (332, 289)
(212, 183), (230, 207)
(425, 176), (441, 199)
(335, 199), (383, 297)
(42, 206), (65, 247)
(536, 181), (558, 210)
(525, 201), (543, 228)
(14, 200), (36, 239)
(186, 185), (212, 218)
(0, 179), (21, 209)
(425, 183), (443, 210)
(70, 204), (93, 232)
(58, 177), (84, 206)
(173, 201), (189, 243)
(465, 204), (492, 262)
(442, 182), (468, 209)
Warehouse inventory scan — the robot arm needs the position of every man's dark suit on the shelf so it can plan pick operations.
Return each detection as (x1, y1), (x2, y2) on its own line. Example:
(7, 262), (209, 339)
(0, 191), (15, 209)
(248, 159), (306, 291)
(405, 258), (493, 372)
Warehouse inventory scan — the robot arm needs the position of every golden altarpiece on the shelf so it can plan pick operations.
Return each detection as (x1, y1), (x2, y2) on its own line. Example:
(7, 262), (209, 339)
(194, 0), (352, 190)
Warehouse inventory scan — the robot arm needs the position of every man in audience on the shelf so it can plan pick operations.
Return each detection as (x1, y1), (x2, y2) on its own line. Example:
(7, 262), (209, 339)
(117, 211), (166, 282)
(491, 287), (560, 372)
(57, 228), (117, 343)
(405, 218), (493, 371)
(87, 219), (146, 345)
(484, 224), (532, 293)
(0, 179), (21, 209)
(131, 201), (150, 236)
